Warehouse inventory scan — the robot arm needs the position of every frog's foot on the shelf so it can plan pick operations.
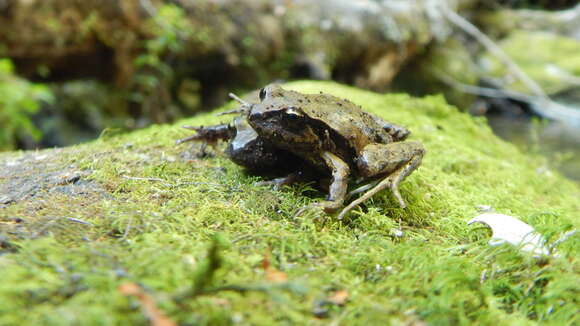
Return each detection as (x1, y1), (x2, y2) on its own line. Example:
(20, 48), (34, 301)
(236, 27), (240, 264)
(293, 201), (339, 219)
(339, 141), (424, 219)
(337, 177), (392, 220)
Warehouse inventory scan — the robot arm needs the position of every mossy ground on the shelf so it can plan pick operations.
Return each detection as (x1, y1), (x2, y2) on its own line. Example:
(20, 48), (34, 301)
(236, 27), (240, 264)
(1, 81), (578, 325)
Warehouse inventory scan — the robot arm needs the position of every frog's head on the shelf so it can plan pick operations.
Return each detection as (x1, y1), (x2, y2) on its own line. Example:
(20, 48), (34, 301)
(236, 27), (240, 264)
(246, 85), (317, 146)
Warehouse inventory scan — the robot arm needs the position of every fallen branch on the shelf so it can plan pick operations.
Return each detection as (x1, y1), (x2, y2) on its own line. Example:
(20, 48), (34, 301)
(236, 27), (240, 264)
(433, 69), (580, 127)
(437, 6), (580, 126)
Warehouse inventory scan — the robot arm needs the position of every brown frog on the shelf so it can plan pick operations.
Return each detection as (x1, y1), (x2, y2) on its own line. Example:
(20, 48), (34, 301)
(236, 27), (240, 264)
(178, 85), (425, 219)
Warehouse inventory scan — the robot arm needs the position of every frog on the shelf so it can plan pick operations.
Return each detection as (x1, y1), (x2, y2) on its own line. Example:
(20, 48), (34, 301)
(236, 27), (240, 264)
(178, 85), (424, 219)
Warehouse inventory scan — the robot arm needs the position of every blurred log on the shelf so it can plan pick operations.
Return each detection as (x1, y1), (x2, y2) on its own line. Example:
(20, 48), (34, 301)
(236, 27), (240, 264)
(0, 0), (475, 91)
(0, 0), (155, 84)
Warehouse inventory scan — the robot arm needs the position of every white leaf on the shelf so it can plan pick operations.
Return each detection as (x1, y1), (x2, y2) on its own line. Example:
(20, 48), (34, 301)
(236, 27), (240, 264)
(468, 213), (550, 257)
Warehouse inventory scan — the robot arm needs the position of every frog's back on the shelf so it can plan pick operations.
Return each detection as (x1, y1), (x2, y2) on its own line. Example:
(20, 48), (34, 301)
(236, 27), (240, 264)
(301, 92), (394, 152)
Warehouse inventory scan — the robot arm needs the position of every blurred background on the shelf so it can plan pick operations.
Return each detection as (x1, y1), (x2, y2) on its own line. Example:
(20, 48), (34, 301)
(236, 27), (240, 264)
(0, 0), (579, 183)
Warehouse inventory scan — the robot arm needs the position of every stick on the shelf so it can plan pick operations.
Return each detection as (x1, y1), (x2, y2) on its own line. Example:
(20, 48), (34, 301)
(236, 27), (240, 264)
(440, 4), (548, 99)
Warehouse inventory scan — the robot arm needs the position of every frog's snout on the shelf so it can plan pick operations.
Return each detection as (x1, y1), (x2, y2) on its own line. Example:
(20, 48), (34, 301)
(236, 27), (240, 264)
(248, 110), (262, 122)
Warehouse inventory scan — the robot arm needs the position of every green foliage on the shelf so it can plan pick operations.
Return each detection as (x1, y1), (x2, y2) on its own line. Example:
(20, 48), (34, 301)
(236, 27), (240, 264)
(0, 81), (578, 325)
(132, 5), (194, 110)
(0, 59), (53, 150)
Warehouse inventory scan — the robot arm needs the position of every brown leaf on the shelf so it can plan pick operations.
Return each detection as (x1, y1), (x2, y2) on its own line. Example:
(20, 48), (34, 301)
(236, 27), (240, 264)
(262, 253), (288, 283)
(327, 290), (349, 306)
(119, 282), (177, 326)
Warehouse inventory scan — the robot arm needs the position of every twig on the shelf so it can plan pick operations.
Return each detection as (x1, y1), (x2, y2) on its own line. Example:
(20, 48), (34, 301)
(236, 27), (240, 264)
(439, 4), (548, 99)
(432, 69), (535, 103)
(121, 175), (174, 187)
(66, 217), (93, 226)
(139, 0), (158, 17)
(548, 229), (578, 253)
(437, 5), (580, 125)
(200, 282), (299, 295)
(122, 176), (165, 183)
(119, 282), (177, 326)
(433, 69), (580, 126)
(546, 65), (580, 86)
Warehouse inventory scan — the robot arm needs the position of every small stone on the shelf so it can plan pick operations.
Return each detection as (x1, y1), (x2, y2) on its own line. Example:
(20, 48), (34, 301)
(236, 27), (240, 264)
(476, 205), (493, 212)
(391, 229), (404, 238)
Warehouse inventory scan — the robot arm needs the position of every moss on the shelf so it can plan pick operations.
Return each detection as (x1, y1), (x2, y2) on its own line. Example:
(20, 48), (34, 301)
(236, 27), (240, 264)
(1, 81), (578, 325)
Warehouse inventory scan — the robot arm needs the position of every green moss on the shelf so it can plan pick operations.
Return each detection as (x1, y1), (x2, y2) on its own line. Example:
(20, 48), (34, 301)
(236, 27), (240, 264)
(1, 81), (578, 325)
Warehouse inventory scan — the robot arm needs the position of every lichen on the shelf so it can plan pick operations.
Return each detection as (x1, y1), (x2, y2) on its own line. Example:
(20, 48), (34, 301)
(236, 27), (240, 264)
(0, 81), (578, 325)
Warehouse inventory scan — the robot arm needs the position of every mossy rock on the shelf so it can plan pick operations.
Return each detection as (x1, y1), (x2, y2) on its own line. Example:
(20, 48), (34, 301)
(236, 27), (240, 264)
(1, 81), (578, 325)
(393, 38), (478, 110)
(480, 31), (580, 95)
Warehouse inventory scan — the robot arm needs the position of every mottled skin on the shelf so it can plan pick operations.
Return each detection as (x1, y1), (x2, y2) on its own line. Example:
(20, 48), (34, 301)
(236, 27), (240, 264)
(178, 85), (425, 219)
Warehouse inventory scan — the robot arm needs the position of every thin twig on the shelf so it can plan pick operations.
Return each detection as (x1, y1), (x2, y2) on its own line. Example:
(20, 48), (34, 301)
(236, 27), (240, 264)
(432, 69), (580, 126)
(139, 0), (158, 17)
(432, 69), (535, 103)
(121, 175), (176, 188)
(440, 4), (548, 99)
(66, 217), (93, 226)
(437, 4), (580, 125)
(548, 230), (578, 252)
(122, 176), (165, 183)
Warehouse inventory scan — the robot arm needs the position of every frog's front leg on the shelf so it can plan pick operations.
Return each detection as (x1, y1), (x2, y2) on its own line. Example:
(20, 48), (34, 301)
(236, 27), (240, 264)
(321, 151), (350, 211)
(176, 123), (234, 156)
(296, 152), (350, 217)
(176, 124), (233, 145)
(337, 141), (424, 219)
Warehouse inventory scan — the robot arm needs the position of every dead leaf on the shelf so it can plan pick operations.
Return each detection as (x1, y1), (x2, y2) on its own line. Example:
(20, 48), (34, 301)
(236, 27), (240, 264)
(262, 253), (288, 283)
(327, 290), (349, 306)
(119, 282), (177, 326)
(468, 213), (550, 257)
(313, 289), (350, 318)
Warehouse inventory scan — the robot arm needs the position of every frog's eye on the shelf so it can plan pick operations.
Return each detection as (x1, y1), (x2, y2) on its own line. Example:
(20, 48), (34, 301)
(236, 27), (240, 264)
(259, 88), (267, 101)
(285, 106), (303, 117)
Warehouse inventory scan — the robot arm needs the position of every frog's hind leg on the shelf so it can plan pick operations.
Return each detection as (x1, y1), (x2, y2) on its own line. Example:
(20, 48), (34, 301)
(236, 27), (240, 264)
(337, 141), (424, 219)
(346, 180), (379, 200)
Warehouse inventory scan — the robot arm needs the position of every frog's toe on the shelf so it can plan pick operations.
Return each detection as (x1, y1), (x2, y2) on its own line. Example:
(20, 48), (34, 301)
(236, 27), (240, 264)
(293, 203), (327, 219)
(390, 183), (407, 209)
